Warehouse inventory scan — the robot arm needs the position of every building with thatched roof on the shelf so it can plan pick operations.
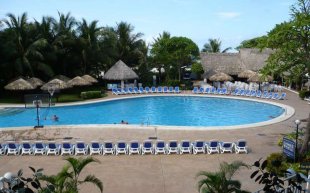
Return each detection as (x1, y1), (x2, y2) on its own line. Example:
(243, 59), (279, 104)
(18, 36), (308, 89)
(4, 78), (35, 90)
(68, 76), (92, 87)
(200, 48), (274, 76)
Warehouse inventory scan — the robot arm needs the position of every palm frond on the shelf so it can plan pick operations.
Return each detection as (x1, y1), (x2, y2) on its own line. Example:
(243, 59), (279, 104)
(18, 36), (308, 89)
(80, 175), (103, 193)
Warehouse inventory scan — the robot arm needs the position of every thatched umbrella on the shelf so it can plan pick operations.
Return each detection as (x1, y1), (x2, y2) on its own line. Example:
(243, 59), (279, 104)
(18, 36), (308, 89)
(53, 75), (70, 82)
(82, 74), (98, 83)
(248, 73), (273, 83)
(27, 77), (45, 88)
(41, 78), (71, 90)
(4, 78), (35, 90)
(238, 70), (256, 79)
(103, 60), (139, 88)
(68, 76), (92, 87)
(209, 72), (233, 82)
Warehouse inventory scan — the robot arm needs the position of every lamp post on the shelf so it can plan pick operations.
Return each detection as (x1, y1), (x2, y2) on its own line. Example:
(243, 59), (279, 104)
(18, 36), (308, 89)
(295, 119), (301, 162)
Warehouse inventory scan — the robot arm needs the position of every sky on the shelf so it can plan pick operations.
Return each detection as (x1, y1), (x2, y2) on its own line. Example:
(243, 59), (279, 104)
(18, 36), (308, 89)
(0, 0), (296, 52)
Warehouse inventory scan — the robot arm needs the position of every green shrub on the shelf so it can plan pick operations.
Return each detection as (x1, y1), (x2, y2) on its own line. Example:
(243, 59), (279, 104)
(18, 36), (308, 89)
(163, 80), (180, 87)
(299, 90), (310, 99)
(278, 133), (296, 146)
(80, 91), (102, 99)
(266, 153), (289, 176)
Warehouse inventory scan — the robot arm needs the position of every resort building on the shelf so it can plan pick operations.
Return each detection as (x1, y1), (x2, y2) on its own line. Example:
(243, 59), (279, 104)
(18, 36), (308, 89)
(200, 48), (274, 76)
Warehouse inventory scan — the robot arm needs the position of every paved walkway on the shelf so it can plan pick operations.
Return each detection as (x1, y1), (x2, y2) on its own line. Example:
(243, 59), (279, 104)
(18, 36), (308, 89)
(0, 90), (309, 193)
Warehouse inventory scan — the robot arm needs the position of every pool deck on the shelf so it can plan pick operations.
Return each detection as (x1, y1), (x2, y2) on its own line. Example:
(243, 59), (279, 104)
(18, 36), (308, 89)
(0, 90), (309, 193)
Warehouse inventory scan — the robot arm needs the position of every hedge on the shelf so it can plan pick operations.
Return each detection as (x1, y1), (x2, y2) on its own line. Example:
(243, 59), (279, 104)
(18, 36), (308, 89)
(80, 91), (102, 99)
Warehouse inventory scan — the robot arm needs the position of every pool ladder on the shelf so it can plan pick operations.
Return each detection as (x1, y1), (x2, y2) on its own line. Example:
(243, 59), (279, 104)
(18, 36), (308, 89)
(141, 117), (150, 126)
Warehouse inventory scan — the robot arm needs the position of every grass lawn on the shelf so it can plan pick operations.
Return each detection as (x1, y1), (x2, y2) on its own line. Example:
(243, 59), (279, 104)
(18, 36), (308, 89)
(0, 93), (108, 104)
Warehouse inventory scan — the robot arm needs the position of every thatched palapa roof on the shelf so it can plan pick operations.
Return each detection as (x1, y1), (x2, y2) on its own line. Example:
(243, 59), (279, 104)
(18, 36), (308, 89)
(203, 69), (218, 79)
(68, 76), (92, 86)
(4, 78), (35, 90)
(53, 75), (70, 82)
(82, 75), (98, 83)
(41, 78), (71, 90)
(238, 70), (256, 79)
(209, 72), (233, 82)
(103, 60), (138, 80)
(248, 74), (273, 82)
(27, 77), (45, 88)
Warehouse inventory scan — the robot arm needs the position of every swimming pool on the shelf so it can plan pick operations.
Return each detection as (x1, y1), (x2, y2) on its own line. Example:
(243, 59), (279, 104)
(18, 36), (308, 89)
(0, 96), (288, 128)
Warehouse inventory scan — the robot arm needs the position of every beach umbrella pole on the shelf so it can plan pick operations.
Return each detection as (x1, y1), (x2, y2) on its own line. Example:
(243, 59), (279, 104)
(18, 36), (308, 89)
(33, 96), (44, 129)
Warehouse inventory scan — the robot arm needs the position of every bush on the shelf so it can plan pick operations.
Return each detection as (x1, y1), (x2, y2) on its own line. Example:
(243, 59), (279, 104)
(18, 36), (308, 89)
(266, 153), (289, 176)
(163, 80), (180, 87)
(299, 89), (310, 99)
(80, 91), (102, 99)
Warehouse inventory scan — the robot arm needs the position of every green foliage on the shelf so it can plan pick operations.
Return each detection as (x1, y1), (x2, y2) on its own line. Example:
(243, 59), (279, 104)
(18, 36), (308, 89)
(299, 89), (310, 99)
(251, 159), (303, 192)
(191, 63), (204, 79)
(163, 80), (180, 87)
(235, 36), (267, 50)
(80, 91), (102, 99)
(201, 38), (231, 53)
(278, 133), (296, 146)
(197, 161), (249, 193)
(266, 153), (289, 176)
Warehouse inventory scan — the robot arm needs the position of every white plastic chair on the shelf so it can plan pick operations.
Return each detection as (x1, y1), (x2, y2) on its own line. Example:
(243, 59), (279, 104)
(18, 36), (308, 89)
(61, 141), (74, 156)
(166, 140), (179, 154)
(128, 141), (140, 155)
(219, 142), (233, 153)
(115, 141), (127, 155)
(234, 140), (248, 154)
(102, 141), (114, 155)
(154, 140), (166, 155)
(89, 141), (102, 155)
(6, 142), (19, 155)
(141, 140), (153, 155)
(179, 140), (192, 154)
(33, 141), (46, 155)
(20, 141), (33, 155)
(46, 141), (59, 156)
(75, 141), (88, 155)
(206, 140), (220, 154)
(192, 140), (205, 154)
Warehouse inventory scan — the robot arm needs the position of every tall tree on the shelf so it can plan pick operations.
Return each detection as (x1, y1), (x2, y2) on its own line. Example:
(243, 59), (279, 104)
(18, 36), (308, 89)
(202, 38), (231, 53)
(197, 161), (249, 193)
(150, 31), (171, 83)
(3, 13), (52, 77)
(166, 36), (199, 81)
(113, 21), (145, 66)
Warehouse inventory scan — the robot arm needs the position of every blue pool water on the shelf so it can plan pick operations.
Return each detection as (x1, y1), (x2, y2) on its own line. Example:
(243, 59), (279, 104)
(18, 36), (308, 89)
(0, 96), (284, 128)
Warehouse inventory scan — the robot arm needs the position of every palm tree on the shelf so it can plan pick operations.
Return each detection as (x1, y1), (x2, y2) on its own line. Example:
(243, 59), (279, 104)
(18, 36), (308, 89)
(202, 38), (231, 53)
(77, 19), (102, 74)
(3, 13), (52, 77)
(197, 161), (249, 193)
(114, 21), (145, 66)
(40, 157), (103, 193)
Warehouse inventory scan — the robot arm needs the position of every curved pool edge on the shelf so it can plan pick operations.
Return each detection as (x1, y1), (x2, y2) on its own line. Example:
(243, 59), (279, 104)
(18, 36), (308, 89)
(0, 94), (295, 131)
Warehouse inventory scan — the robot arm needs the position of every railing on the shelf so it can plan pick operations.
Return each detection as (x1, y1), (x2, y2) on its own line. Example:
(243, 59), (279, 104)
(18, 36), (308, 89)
(253, 172), (310, 193)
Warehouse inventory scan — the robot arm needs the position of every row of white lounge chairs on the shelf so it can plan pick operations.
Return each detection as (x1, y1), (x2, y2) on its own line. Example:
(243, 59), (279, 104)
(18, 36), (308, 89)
(0, 139), (248, 156)
(192, 87), (286, 100)
(112, 86), (181, 95)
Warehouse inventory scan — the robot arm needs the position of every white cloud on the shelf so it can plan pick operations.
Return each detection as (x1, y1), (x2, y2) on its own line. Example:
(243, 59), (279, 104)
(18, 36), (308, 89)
(216, 12), (241, 19)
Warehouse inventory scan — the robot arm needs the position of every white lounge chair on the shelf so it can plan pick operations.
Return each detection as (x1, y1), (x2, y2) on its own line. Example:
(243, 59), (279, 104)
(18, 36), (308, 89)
(115, 141), (127, 155)
(192, 140), (205, 154)
(154, 140), (166, 154)
(33, 141), (46, 155)
(75, 141), (88, 155)
(141, 140), (153, 155)
(174, 87), (181, 93)
(168, 86), (174, 93)
(102, 141), (114, 155)
(166, 140), (179, 154)
(133, 87), (139, 94)
(128, 141), (140, 155)
(6, 142), (19, 155)
(46, 141), (59, 155)
(278, 92), (286, 100)
(234, 139), (248, 154)
(61, 141), (74, 156)
(206, 140), (219, 154)
(89, 141), (102, 155)
(20, 141), (33, 155)
(157, 86), (163, 93)
(139, 87), (144, 94)
(151, 87), (156, 93)
(145, 87), (150, 93)
(219, 142), (233, 153)
(192, 87), (198, 94)
(163, 86), (168, 93)
(179, 140), (192, 154)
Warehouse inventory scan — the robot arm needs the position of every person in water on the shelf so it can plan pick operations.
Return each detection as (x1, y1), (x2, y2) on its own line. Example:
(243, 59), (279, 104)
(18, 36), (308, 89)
(52, 115), (59, 121)
(120, 120), (128, 124)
